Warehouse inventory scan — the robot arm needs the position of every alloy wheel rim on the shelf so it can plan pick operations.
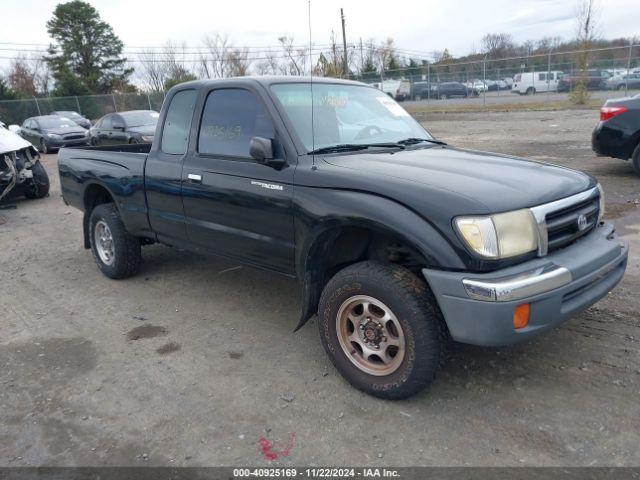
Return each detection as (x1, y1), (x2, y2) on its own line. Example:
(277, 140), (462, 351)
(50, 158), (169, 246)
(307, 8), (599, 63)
(336, 295), (406, 376)
(94, 220), (115, 266)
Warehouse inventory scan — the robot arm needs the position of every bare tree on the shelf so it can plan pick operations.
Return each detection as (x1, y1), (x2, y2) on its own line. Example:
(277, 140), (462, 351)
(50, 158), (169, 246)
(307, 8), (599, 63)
(138, 42), (195, 91)
(254, 52), (280, 75)
(481, 33), (515, 59)
(200, 34), (231, 78)
(227, 48), (251, 77)
(277, 36), (308, 75)
(6, 56), (50, 97)
(571, 0), (600, 104)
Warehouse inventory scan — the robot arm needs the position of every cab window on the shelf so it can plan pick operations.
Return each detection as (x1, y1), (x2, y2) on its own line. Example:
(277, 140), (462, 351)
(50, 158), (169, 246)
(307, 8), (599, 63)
(161, 89), (197, 155)
(198, 88), (274, 158)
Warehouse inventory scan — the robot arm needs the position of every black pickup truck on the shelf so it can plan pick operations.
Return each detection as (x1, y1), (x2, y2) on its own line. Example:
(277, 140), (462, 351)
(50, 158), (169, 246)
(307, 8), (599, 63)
(58, 77), (628, 399)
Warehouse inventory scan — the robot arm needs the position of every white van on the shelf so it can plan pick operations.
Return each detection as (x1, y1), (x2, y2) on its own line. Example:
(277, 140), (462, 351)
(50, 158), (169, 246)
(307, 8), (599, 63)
(372, 79), (411, 101)
(511, 71), (563, 95)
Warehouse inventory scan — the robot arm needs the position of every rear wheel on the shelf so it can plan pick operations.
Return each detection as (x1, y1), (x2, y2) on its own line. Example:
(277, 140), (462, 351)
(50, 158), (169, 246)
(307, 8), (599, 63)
(318, 261), (445, 400)
(24, 160), (50, 199)
(89, 203), (141, 279)
(632, 143), (640, 176)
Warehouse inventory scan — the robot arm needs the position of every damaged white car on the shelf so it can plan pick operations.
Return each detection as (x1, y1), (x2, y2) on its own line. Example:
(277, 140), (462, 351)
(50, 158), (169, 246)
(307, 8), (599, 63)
(0, 126), (50, 203)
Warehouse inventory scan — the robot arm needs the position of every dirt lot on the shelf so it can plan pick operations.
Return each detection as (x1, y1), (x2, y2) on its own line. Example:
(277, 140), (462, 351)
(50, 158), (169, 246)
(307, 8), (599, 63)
(1, 109), (638, 467)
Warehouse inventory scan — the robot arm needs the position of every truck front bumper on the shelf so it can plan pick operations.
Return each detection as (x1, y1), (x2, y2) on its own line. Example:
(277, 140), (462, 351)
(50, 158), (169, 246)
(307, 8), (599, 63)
(422, 223), (628, 346)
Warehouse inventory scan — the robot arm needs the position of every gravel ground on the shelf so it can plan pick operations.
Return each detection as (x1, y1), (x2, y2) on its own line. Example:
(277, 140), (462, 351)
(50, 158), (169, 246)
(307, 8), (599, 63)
(0, 108), (638, 467)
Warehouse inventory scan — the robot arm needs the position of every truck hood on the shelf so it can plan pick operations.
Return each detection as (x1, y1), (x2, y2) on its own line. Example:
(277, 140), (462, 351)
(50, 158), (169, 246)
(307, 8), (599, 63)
(323, 145), (593, 213)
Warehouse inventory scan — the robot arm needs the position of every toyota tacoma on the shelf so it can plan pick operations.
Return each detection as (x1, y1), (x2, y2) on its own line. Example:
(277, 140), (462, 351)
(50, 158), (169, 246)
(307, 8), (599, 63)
(58, 78), (628, 399)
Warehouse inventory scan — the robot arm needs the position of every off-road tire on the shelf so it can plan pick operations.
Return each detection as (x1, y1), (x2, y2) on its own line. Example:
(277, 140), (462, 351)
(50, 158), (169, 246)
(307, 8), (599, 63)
(24, 160), (50, 199)
(318, 261), (446, 400)
(632, 143), (640, 176)
(89, 203), (141, 279)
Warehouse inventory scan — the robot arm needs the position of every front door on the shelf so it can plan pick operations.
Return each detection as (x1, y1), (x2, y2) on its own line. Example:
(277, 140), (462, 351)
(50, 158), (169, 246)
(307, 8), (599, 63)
(181, 86), (295, 274)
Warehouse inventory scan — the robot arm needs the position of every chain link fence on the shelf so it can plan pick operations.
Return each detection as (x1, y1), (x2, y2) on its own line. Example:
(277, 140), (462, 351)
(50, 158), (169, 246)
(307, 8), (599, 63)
(0, 92), (166, 126)
(350, 44), (640, 105)
(1, 45), (639, 126)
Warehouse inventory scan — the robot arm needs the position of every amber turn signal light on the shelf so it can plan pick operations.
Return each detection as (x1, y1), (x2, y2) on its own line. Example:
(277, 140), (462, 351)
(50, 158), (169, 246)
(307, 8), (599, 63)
(513, 303), (530, 330)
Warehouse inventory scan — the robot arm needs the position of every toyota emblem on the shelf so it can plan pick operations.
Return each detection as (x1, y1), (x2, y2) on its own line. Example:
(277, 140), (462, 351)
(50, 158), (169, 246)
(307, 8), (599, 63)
(577, 214), (588, 231)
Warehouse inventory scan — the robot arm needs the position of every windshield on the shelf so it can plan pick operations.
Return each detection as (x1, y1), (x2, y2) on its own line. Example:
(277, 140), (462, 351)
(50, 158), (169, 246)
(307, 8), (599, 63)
(121, 111), (159, 127)
(271, 83), (432, 151)
(38, 117), (79, 129)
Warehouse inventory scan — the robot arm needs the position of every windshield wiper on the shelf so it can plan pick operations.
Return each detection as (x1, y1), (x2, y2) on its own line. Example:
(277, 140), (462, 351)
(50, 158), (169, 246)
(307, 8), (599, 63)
(309, 143), (405, 155)
(396, 137), (447, 146)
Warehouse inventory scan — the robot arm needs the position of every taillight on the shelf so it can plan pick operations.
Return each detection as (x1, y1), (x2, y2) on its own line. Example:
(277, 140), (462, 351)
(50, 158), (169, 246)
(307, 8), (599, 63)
(600, 106), (627, 122)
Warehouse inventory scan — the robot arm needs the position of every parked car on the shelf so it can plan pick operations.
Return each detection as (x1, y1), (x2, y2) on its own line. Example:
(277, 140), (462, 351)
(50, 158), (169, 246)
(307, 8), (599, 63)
(58, 77), (627, 400)
(372, 79), (411, 101)
(606, 73), (640, 91)
(1, 126), (50, 202)
(511, 71), (563, 95)
(50, 110), (92, 129)
(465, 80), (487, 94)
(410, 81), (433, 100)
(557, 70), (608, 92)
(89, 110), (159, 146)
(19, 115), (89, 154)
(592, 94), (640, 174)
(433, 82), (470, 99)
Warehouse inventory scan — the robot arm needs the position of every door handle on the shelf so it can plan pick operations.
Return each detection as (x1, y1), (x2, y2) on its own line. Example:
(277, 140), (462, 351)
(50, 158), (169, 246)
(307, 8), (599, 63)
(187, 173), (202, 183)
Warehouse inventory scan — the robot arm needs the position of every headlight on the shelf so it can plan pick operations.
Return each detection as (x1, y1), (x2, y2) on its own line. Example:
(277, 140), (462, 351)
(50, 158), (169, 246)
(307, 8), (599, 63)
(141, 135), (153, 142)
(597, 183), (605, 223)
(455, 209), (538, 259)
(47, 133), (62, 139)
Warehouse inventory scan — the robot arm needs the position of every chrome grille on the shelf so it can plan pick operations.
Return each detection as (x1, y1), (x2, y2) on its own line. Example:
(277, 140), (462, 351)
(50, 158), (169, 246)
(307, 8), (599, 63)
(63, 134), (85, 140)
(530, 187), (600, 256)
(545, 197), (599, 251)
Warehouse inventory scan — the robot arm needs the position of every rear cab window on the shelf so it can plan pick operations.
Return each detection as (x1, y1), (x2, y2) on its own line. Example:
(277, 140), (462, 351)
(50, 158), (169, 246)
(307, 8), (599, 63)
(161, 89), (197, 155)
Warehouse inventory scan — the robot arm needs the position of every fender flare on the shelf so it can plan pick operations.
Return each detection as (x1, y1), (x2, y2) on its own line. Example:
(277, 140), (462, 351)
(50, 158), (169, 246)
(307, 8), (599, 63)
(293, 189), (464, 330)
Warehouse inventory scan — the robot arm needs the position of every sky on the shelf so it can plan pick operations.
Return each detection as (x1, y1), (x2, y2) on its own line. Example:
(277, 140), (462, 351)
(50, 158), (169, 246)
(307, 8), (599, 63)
(1, 0), (638, 71)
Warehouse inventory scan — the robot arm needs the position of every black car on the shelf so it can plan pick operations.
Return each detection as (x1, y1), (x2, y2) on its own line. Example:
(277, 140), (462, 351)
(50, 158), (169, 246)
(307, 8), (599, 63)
(90, 110), (159, 146)
(433, 82), (469, 99)
(410, 81), (433, 100)
(558, 69), (608, 92)
(592, 94), (640, 174)
(20, 115), (89, 154)
(51, 110), (92, 129)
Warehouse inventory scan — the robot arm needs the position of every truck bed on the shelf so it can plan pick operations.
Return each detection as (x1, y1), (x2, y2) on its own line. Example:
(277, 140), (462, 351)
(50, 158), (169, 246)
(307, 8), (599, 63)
(58, 143), (152, 237)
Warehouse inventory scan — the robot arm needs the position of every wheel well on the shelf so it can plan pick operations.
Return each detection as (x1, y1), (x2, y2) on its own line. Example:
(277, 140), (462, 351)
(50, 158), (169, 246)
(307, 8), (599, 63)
(84, 184), (114, 212)
(323, 227), (427, 279)
(82, 184), (115, 249)
(296, 226), (430, 330)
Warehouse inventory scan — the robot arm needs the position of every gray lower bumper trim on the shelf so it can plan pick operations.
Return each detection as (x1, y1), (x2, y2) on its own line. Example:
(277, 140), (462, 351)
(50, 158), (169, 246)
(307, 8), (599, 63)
(462, 265), (572, 302)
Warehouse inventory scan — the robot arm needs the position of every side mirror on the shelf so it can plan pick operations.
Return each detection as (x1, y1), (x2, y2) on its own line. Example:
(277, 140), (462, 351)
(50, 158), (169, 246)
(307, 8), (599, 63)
(249, 136), (274, 162)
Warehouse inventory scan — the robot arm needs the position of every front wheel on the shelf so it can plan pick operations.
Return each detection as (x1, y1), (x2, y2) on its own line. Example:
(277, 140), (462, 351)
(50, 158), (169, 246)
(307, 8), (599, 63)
(24, 160), (50, 199)
(89, 203), (141, 279)
(39, 139), (48, 154)
(318, 261), (445, 400)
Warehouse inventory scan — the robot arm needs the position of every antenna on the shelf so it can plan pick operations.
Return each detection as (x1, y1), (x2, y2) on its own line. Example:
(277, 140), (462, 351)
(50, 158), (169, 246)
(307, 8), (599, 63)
(308, 0), (315, 164)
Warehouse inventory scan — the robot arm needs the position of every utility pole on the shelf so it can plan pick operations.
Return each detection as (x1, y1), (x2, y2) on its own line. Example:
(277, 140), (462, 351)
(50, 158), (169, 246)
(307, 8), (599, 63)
(340, 8), (348, 78)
